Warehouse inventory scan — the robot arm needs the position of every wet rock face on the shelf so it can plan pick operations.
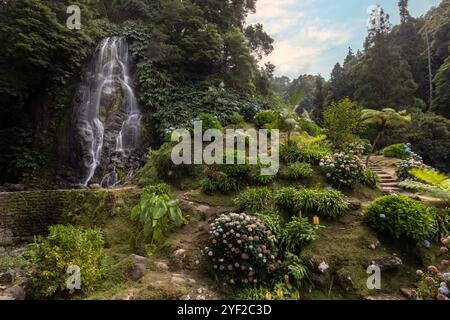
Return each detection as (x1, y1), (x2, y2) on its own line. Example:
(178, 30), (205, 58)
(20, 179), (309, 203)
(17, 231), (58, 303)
(70, 37), (143, 187)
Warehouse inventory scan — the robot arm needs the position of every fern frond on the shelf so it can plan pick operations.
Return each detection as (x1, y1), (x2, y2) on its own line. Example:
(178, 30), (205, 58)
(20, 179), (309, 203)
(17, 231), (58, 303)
(409, 168), (450, 190)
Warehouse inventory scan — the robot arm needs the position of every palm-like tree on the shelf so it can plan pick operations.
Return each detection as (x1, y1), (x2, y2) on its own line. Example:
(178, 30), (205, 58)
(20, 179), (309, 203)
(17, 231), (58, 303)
(361, 108), (411, 165)
(280, 90), (304, 143)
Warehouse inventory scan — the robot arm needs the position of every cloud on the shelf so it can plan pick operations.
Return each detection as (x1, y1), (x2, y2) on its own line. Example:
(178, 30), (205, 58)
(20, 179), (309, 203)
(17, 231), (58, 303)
(247, 0), (353, 78)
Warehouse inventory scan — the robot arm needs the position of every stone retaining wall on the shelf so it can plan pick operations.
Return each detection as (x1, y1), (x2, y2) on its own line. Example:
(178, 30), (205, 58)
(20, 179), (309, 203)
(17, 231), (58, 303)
(0, 188), (141, 246)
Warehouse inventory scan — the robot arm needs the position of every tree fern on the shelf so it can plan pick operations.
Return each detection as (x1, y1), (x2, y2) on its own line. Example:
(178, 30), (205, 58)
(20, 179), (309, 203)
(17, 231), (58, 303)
(403, 168), (450, 204)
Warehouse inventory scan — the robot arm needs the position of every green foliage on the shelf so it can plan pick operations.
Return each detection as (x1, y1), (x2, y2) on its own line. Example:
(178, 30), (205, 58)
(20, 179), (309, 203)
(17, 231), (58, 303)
(279, 253), (310, 287)
(323, 98), (365, 147)
(130, 191), (184, 246)
(254, 110), (279, 129)
(364, 196), (437, 242)
(319, 153), (365, 188)
(280, 141), (303, 164)
(298, 118), (323, 137)
(382, 143), (410, 159)
(27, 225), (105, 298)
(204, 213), (278, 285)
(203, 172), (245, 195)
(143, 183), (171, 196)
(234, 187), (274, 213)
(230, 112), (245, 126)
(280, 162), (313, 181)
(280, 217), (322, 254)
(194, 112), (223, 133)
(361, 168), (380, 189)
(249, 169), (275, 186)
(275, 187), (348, 219)
(401, 168), (450, 205)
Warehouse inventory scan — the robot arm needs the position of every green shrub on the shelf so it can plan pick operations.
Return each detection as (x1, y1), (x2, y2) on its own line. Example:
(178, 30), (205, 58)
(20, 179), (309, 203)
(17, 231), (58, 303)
(298, 118), (323, 137)
(201, 178), (217, 195)
(204, 213), (278, 285)
(222, 149), (250, 176)
(319, 153), (365, 188)
(230, 112), (245, 126)
(274, 187), (301, 216)
(144, 183), (170, 195)
(216, 172), (246, 194)
(281, 162), (313, 180)
(280, 217), (322, 254)
(27, 225), (105, 298)
(364, 195), (437, 242)
(254, 110), (279, 129)
(361, 168), (380, 189)
(249, 169), (275, 186)
(253, 212), (283, 240)
(280, 141), (303, 164)
(194, 112), (223, 132)
(274, 187), (349, 219)
(382, 143), (409, 159)
(234, 187), (274, 213)
(130, 191), (184, 247)
(298, 149), (331, 165)
(297, 189), (349, 219)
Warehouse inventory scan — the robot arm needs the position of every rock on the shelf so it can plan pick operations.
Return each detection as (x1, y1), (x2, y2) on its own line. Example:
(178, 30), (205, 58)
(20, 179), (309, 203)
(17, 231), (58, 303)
(171, 276), (186, 286)
(365, 294), (407, 300)
(89, 184), (102, 190)
(154, 261), (169, 272)
(0, 296), (15, 301)
(347, 198), (362, 210)
(336, 269), (354, 290)
(172, 249), (186, 258)
(400, 287), (417, 300)
(5, 286), (26, 300)
(0, 271), (14, 285)
(128, 263), (146, 281)
(367, 256), (403, 270)
(0, 228), (13, 246)
(196, 205), (211, 214)
(130, 254), (150, 266)
(187, 279), (196, 287)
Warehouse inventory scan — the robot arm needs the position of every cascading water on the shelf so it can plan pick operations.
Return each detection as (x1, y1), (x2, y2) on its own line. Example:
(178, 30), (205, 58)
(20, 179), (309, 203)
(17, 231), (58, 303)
(71, 37), (142, 187)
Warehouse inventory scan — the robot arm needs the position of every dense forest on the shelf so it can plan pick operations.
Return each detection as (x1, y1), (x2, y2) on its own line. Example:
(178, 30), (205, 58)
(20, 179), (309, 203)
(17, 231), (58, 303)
(0, 0), (449, 186)
(0, 0), (450, 303)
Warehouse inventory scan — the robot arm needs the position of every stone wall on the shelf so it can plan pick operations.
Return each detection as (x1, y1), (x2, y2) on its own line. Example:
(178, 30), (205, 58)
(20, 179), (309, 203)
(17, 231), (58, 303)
(0, 188), (141, 246)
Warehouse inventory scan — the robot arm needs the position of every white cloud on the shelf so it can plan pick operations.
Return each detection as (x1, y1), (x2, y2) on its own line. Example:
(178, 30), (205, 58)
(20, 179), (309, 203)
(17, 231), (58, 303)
(247, 0), (353, 78)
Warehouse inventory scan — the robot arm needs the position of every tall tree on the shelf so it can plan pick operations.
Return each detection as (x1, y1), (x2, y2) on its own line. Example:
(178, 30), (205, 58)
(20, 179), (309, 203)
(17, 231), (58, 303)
(431, 55), (450, 118)
(312, 76), (326, 124)
(398, 0), (410, 24)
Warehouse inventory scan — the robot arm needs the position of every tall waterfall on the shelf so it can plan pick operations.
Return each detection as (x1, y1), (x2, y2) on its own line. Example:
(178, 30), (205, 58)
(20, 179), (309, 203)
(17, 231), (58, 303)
(71, 37), (141, 187)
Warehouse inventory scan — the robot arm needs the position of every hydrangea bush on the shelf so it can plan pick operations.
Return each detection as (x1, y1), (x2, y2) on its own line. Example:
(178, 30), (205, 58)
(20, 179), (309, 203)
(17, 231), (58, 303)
(319, 152), (365, 188)
(415, 236), (450, 300)
(204, 213), (279, 285)
(395, 156), (429, 181)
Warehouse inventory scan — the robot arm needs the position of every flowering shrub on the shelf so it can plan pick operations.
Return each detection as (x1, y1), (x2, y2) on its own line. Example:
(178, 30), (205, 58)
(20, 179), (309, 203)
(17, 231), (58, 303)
(340, 141), (365, 157)
(319, 152), (365, 188)
(204, 213), (279, 285)
(395, 157), (429, 181)
(415, 236), (450, 300)
(364, 195), (437, 242)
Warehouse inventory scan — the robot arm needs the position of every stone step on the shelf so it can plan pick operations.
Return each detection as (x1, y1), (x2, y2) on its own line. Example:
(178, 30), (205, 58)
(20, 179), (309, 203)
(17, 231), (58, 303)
(365, 294), (408, 301)
(380, 182), (399, 187)
(379, 178), (397, 183)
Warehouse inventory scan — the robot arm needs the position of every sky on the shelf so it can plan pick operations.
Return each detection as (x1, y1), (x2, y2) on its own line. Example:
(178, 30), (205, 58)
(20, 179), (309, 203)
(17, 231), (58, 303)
(247, 0), (442, 79)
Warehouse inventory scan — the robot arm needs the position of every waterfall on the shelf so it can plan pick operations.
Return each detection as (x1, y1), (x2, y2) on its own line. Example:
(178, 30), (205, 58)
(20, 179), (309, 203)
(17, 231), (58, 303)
(72, 37), (141, 187)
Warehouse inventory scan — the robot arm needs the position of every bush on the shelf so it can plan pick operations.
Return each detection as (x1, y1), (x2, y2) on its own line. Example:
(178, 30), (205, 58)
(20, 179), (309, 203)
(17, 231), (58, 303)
(230, 112), (245, 126)
(240, 102), (260, 122)
(361, 168), (380, 189)
(280, 217), (322, 254)
(364, 195), (437, 242)
(319, 152), (365, 188)
(203, 172), (245, 195)
(27, 225), (105, 298)
(249, 168), (275, 186)
(204, 213), (279, 285)
(298, 118), (323, 137)
(280, 141), (303, 164)
(192, 112), (223, 133)
(382, 143), (410, 159)
(340, 141), (366, 157)
(144, 183), (170, 195)
(254, 110), (279, 129)
(234, 187), (273, 213)
(297, 189), (349, 219)
(395, 157), (429, 181)
(275, 187), (348, 219)
(130, 191), (184, 247)
(281, 162), (313, 180)
(274, 187), (301, 216)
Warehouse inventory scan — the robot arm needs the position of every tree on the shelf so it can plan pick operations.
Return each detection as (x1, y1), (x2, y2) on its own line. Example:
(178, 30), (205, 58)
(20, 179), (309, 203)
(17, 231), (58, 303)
(361, 108), (411, 165)
(355, 5), (418, 110)
(312, 76), (326, 124)
(398, 0), (410, 24)
(431, 55), (450, 118)
(323, 98), (365, 147)
(244, 23), (274, 60)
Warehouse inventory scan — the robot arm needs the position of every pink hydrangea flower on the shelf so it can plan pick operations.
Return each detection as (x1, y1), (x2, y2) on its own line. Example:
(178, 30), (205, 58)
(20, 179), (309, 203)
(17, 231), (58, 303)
(428, 265), (439, 274)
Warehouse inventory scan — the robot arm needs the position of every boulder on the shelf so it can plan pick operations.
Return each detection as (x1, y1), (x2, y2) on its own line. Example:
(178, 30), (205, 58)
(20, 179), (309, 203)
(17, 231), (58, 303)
(128, 263), (146, 282)
(5, 286), (26, 300)
(367, 256), (403, 270)
(171, 276), (186, 286)
(0, 271), (14, 285)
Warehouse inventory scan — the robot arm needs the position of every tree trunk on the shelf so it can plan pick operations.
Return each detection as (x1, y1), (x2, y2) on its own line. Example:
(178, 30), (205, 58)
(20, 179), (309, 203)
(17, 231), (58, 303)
(366, 129), (384, 166)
